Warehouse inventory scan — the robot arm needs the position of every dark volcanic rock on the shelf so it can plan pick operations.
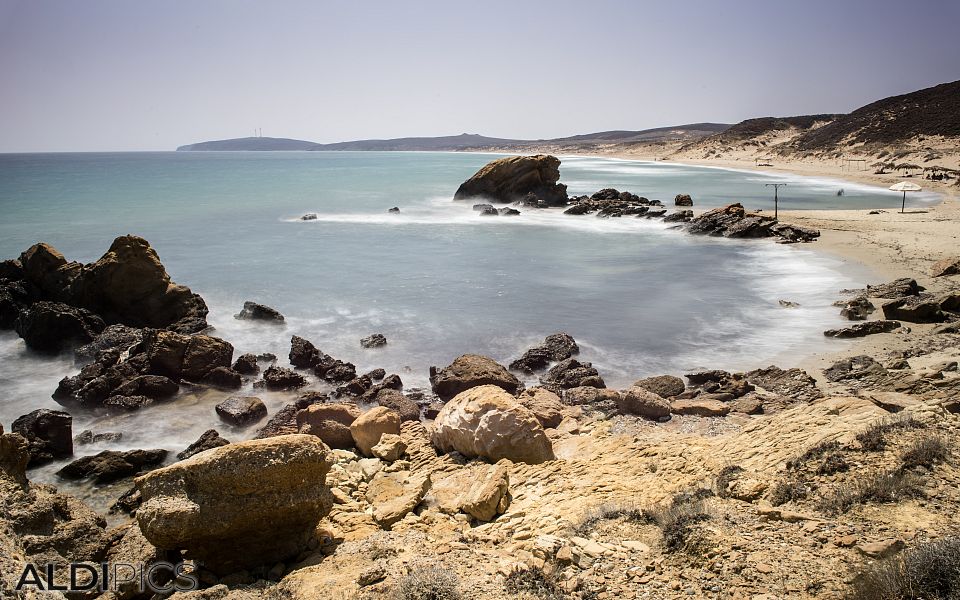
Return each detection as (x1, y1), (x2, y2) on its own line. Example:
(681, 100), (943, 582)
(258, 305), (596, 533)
(57, 448), (168, 484)
(509, 332), (580, 373)
(498, 207), (521, 216)
(881, 295), (947, 323)
(663, 210), (694, 223)
(542, 358), (605, 389)
(103, 395), (156, 411)
(74, 324), (143, 364)
(632, 375), (686, 399)
(111, 374), (179, 400)
(478, 206), (499, 216)
(259, 366), (308, 390)
(232, 353), (260, 375)
(74, 430), (123, 445)
(177, 429), (230, 460)
(675, 194), (694, 206)
(863, 278), (922, 298)
(454, 154), (568, 207)
(375, 389), (421, 422)
(289, 335), (323, 368)
(360, 333), (387, 348)
(684, 370), (754, 398)
(15, 300), (105, 352)
(216, 396), (268, 427)
(12, 409), (73, 467)
(335, 375), (372, 398)
(838, 296), (876, 320)
(824, 320), (901, 338)
(365, 368), (386, 381)
(202, 366), (243, 389)
(388, 206), (400, 213)
(823, 355), (887, 383)
(430, 354), (521, 401)
(320, 360), (357, 383)
(234, 301), (284, 322)
(687, 203), (819, 243)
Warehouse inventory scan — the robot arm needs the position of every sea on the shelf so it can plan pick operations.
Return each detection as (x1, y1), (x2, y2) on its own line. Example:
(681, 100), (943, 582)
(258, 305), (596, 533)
(0, 151), (940, 511)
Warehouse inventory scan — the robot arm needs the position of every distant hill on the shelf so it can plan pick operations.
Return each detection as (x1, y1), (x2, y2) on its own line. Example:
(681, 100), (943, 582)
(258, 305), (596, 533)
(176, 125), (730, 152)
(789, 79), (960, 151)
(176, 137), (321, 151)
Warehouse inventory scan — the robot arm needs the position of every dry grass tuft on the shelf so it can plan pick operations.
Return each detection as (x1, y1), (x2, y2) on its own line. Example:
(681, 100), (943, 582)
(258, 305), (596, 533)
(394, 564), (462, 600)
(847, 537), (960, 600)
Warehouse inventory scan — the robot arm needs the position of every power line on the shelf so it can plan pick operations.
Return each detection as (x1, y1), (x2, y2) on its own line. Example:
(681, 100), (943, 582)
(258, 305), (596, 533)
(764, 183), (788, 219)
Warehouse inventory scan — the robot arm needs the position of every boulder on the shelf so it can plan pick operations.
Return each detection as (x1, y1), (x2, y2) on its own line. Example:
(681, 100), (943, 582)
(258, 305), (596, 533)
(617, 387), (671, 419)
(478, 206), (499, 216)
(14, 300), (105, 352)
(360, 333), (387, 348)
(260, 366), (307, 390)
(234, 301), (284, 322)
(686, 203), (819, 243)
(177, 429), (230, 460)
(351, 407), (401, 456)
(216, 396), (268, 427)
(453, 154), (568, 207)
(18, 242), (79, 300)
(881, 296), (946, 323)
(365, 470), (431, 528)
(297, 403), (361, 449)
(675, 194), (693, 206)
(111, 374), (179, 400)
(509, 332), (579, 373)
(232, 353), (260, 374)
(671, 399), (730, 417)
(135, 434), (334, 574)
(376, 389), (421, 422)
(633, 375), (685, 399)
(541, 358), (605, 389)
(823, 355), (887, 383)
(58, 448), (168, 484)
(371, 433), (407, 462)
(865, 278), (921, 298)
(74, 323), (143, 364)
(431, 463), (510, 522)
(289, 335), (322, 368)
(839, 296), (875, 320)
(931, 257), (960, 277)
(202, 366), (243, 389)
(563, 386), (621, 412)
(430, 354), (520, 402)
(388, 206), (400, 213)
(182, 335), (234, 381)
(11, 408), (73, 467)
(744, 366), (821, 402)
(74, 430), (123, 445)
(431, 385), (554, 464)
(684, 370), (754, 398)
(69, 235), (209, 330)
(824, 320), (901, 338)
(0, 432), (29, 485)
(517, 387), (565, 429)
(336, 374), (373, 397)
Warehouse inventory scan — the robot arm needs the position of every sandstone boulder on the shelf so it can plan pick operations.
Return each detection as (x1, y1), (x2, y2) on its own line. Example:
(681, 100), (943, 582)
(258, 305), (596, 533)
(371, 433), (407, 462)
(136, 434), (334, 574)
(431, 463), (510, 521)
(453, 154), (568, 207)
(432, 385), (554, 464)
(517, 387), (565, 429)
(430, 354), (520, 402)
(351, 407), (401, 456)
(297, 403), (361, 449)
(365, 470), (431, 527)
(617, 387), (670, 419)
(671, 398), (730, 417)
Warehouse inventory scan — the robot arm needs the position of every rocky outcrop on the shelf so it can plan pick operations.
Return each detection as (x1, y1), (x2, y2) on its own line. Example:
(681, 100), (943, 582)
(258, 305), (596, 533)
(862, 277), (922, 298)
(684, 370), (754, 398)
(232, 353), (260, 375)
(881, 295), (947, 323)
(431, 385), (554, 464)
(517, 387), (565, 429)
(259, 365), (308, 390)
(366, 470), (431, 528)
(686, 203), (819, 243)
(430, 354), (521, 402)
(360, 333), (387, 348)
(177, 429), (230, 460)
(57, 448), (168, 484)
(453, 155), (568, 206)
(509, 332), (580, 373)
(838, 296), (875, 320)
(633, 375), (686, 399)
(541, 358), (605, 389)
(824, 320), (901, 338)
(136, 434), (334, 574)
(11, 409), (73, 467)
(216, 396), (268, 427)
(234, 300), (284, 321)
(15, 301), (105, 352)
(675, 194), (694, 206)
(563, 189), (654, 217)
(671, 398), (730, 417)
(375, 389), (421, 422)
(744, 366), (822, 402)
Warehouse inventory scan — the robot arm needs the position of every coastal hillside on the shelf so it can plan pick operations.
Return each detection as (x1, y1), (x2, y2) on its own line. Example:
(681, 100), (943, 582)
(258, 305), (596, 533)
(176, 124), (730, 153)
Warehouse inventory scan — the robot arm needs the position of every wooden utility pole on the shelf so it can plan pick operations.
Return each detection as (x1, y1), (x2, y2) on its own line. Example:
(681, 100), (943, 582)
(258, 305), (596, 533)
(765, 183), (788, 219)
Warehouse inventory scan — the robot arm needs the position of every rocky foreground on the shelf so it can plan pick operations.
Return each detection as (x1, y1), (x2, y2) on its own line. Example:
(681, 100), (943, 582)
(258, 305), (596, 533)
(2, 208), (960, 597)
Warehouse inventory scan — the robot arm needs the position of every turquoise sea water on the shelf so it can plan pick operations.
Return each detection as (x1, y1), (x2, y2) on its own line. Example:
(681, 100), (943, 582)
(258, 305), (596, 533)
(0, 151), (929, 506)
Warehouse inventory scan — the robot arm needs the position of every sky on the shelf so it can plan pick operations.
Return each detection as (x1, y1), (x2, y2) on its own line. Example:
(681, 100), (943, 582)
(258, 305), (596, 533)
(1, 0), (958, 152)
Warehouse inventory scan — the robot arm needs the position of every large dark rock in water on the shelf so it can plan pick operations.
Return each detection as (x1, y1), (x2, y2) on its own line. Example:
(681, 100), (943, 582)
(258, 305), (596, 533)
(235, 301), (284, 322)
(453, 155), (568, 207)
(14, 300), (105, 352)
(57, 448), (168, 484)
(509, 332), (580, 374)
(687, 203), (819, 243)
(177, 429), (230, 460)
(16, 236), (208, 332)
(12, 409), (73, 467)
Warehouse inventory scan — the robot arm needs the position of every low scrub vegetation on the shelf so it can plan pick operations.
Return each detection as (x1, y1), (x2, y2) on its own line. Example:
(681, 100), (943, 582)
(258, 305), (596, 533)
(820, 469), (922, 514)
(900, 434), (949, 470)
(847, 537), (960, 600)
(394, 565), (462, 600)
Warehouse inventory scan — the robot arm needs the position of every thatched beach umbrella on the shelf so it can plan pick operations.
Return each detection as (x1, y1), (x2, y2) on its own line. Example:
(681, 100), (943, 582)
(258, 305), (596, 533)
(889, 181), (922, 213)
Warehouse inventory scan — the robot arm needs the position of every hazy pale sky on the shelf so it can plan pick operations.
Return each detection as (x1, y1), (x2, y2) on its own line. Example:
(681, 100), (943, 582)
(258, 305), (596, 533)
(1, 0), (958, 152)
